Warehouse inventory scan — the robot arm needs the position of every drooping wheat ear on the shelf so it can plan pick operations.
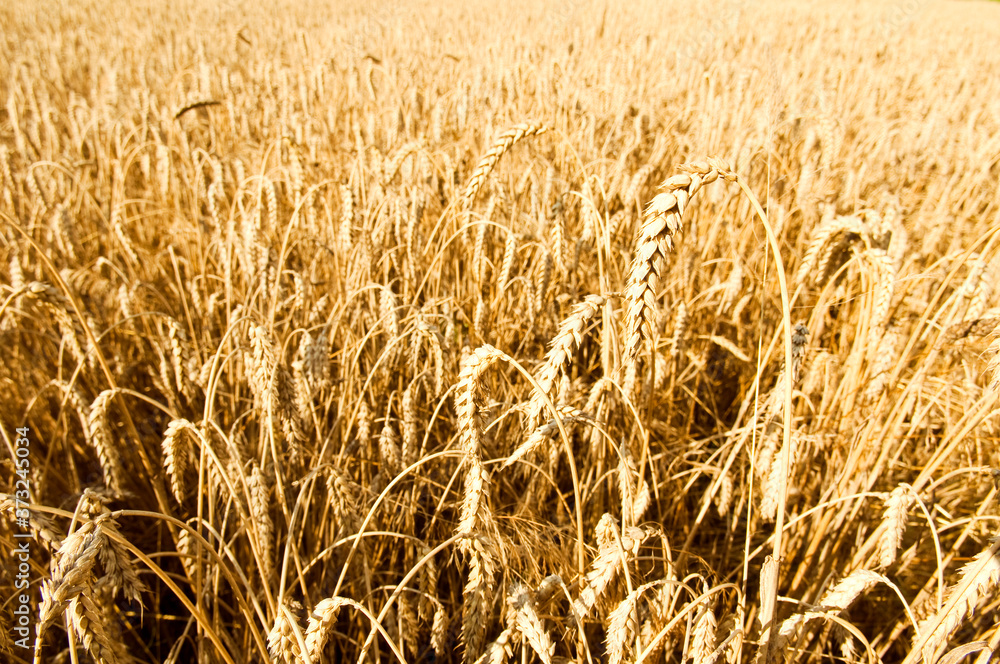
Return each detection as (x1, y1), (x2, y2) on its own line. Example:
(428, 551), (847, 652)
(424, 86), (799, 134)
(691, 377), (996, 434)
(464, 123), (548, 207)
(166, 317), (196, 401)
(478, 626), (514, 664)
(507, 582), (554, 664)
(606, 588), (640, 664)
(38, 520), (101, 634)
(455, 346), (506, 663)
(474, 296), (489, 340)
(863, 321), (901, 404)
(305, 596), (346, 661)
(504, 406), (588, 469)
(573, 514), (651, 622)
(533, 251), (554, 319)
(623, 164), (655, 208)
(379, 411), (402, 477)
(413, 316), (447, 397)
(298, 329), (330, 389)
(455, 345), (505, 541)
(524, 294), (605, 428)
(87, 389), (127, 495)
(912, 537), (1000, 664)
(39, 505), (145, 644)
(25, 281), (89, 370)
(67, 591), (128, 664)
(865, 246), (896, 349)
(877, 484), (915, 569)
(464, 539), (499, 664)
(622, 158), (737, 396)
(356, 399), (373, 453)
(498, 231), (518, 293)
(551, 205), (567, 277)
(762, 322), (810, 419)
(267, 599), (305, 664)
(432, 606), (450, 659)
(339, 183), (354, 252)
(987, 335), (1000, 393)
(380, 286), (400, 339)
(692, 601), (719, 664)
(401, 383), (417, 467)
(720, 259), (744, 315)
(246, 460), (274, 579)
(618, 443), (651, 526)
(473, 217), (489, 284)
(110, 201), (139, 265)
(0, 497), (60, 551)
(262, 175), (278, 231)
(162, 419), (195, 503)
(795, 213), (865, 287)
(772, 570), (882, 657)
(247, 324), (305, 454)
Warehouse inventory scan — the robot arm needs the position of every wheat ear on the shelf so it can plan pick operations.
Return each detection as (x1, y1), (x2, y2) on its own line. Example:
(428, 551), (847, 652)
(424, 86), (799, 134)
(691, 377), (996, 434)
(911, 537), (1000, 664)
(622, 158), (737, 396)
(464, 123), (547, 206)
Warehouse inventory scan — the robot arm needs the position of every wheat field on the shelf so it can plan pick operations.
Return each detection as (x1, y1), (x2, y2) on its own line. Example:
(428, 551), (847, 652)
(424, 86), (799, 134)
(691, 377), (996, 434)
(2, 0), (1000, 662)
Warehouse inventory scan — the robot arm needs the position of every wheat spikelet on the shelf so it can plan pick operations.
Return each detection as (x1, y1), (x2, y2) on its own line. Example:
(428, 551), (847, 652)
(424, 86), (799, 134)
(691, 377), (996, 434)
(165, 316), (196, 401)
(606, 581), (660, 664)
(401, 383), (417, 466)
(110, 201), (139, 265)
(692, 602), (719, 664)
(87, 389), (127, 495)
(38, 522), (101, 633)
(67, 591), (128, 664)
(866, 246), (896, 348)
(245, 460), (274, 580)
(573, 514), (650, 621)
(474, 295), (489, 340)
(477, 627), (514, 664)
(504, 406), (587, 469)
(863, 321), (901, 404)
(463, 541), (498, 664)
(305, 597), (345, 661)
(432, 606), (450, 659)
(914, 537), (1000, 664)
(623, 164), (655, 208)
(525, 294), (605, 426)
(760, 430), (802, 522)
(798, 213), (866, 287)
(986, 335), (1000, 392)
(379, 413), (402, 477)
(622, 158), (737, 396)
(773, 570), (882, 657)
(877, 484), (915, 569)
(507, 582), (554, 664)
(161, 418), (195, 503)
(268, 600), (305, 664)
(0, 497), (61, 551)
(25, 281), (89, 370)
(455, 344), (505, 542)
(618, 444), (651, 526)
(497, 232), (517, 293)
(380, 285), (400, 339)
(670, 300), (689, 359)
(464, 123), (547, 206)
